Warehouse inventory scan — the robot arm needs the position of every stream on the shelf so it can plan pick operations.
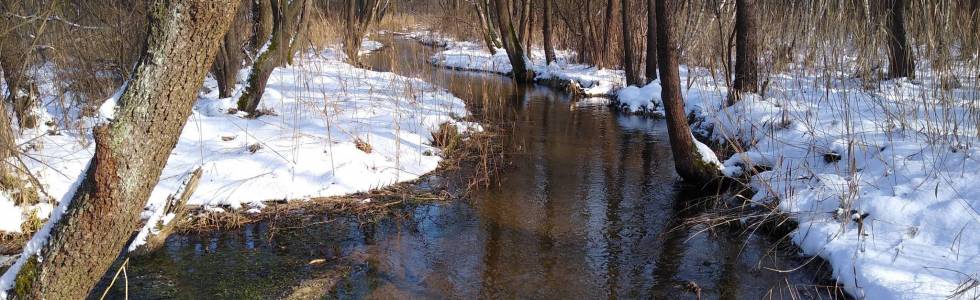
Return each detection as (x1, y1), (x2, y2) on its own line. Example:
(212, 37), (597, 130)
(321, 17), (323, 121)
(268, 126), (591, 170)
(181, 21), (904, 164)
(102, 35), (843, 299)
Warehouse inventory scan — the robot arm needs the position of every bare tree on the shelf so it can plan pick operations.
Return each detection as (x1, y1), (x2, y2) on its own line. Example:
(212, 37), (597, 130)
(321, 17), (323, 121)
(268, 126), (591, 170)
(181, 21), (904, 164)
(212, 0), (254, 99)
(236, 0), (313, 116)
(886, 0), (915, 79)
(6, 0), (240, 297)
(644, 0), (657, 83)
(475, 0), (503, 54)
(732, 0), (759, 104)
(542, 0), (556, 64)
(621, 0), (641, 86)
(655, 0), (720, 183)
(491, 0), (535, 82)
(0, 1), (40, 130)
(342, 0), (389, 66)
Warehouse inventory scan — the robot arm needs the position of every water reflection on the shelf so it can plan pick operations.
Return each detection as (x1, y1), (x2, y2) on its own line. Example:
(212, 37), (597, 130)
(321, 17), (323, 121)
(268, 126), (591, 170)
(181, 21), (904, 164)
(106, 35), (842, 299)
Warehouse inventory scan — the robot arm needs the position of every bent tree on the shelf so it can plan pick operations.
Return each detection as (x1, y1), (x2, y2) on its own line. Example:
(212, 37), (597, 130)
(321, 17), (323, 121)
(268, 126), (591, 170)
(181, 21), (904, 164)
(6, 0), (239, 298)
(491, 0), (535, 82)
(343, 0), (390, 66)
(236, 0), (312, 116)
(655, 0), (720, 184)
(212, 0), (255, 99)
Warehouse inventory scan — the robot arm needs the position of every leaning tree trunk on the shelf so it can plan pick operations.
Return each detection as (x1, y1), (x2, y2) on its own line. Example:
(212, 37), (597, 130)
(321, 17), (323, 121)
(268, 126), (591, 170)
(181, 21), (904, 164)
(655, 0), (719, 184)
(0, 100), (14, 160)
(5, 0), (239, 298)
(621, 0), (641, 86)
(731, 0), (760, 104)
(212, 0), (254, 99)
(542, 0), (556, 65)
(886, 0), (915, 79)
(237, 0), (312, 116)
(492, 0), (535, 82)
(475, 0), (501, 55)
(251, 0), (274, 54)
(644, 0), (657, 83)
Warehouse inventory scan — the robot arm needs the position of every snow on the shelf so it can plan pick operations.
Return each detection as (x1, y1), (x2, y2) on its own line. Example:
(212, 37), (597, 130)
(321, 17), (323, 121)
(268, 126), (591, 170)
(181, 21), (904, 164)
(0, 197), (22, 233)
(0, 40), (475, 290)
(411, 29), (980, 299)
(639, 70), (980, 298)
(414, 31), (624, 97)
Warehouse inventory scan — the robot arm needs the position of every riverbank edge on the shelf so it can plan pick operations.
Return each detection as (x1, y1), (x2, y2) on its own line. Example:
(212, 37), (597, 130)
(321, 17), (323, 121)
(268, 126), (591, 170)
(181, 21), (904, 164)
(410, 35), (852, 298)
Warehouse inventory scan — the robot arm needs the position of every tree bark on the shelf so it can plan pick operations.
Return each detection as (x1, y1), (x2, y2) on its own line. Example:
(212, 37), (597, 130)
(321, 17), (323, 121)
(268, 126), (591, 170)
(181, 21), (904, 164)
(655, 0), (719, 184)
(212, 0), (254, 99)
(237, 0), (312, 116)
(492, 0), (535, 82)
(644, 0), (657, 83)
(621, 0), (641, 86)
(7, 0), (239, 298)
(252, 0), (274, 54)
(542, 0), (556, 64)
(342, 0), (387, 66)
(601, 0), (617, 68)
(0, 99), (14, 160)
(732, 0), (759, 104)
(886, 0), (915, 79)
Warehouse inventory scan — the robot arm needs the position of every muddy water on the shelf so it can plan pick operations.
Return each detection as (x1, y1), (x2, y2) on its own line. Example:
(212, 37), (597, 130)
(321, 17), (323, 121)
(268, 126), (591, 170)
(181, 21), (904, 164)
(106, 36), (842, 299)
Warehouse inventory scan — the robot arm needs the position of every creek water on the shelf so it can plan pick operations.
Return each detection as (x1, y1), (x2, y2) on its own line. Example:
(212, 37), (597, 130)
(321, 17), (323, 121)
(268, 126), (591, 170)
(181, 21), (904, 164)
(104, 36), (842, 299)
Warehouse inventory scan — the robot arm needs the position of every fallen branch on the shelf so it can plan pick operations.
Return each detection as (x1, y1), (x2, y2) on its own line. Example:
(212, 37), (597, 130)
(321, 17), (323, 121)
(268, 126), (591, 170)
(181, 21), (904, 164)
(129, 168), (203, 256)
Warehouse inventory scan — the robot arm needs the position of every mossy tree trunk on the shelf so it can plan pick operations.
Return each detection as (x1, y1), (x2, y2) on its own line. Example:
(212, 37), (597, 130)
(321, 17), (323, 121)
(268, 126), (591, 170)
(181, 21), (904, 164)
(475, 0), (502, 54)
(655, 0), (720, 184)
(492, 0), (535, 83)
(236, 0), (312, 116)
(731, 0), (759, 104)
(7, 0), (239, 298)
(211, 0), (254, 99)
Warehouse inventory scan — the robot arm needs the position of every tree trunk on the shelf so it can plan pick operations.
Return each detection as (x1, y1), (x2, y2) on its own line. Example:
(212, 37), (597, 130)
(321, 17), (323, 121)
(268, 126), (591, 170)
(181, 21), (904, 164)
(732, 0), (759, 104)
(0, 1), (39, 130)
(237, 0), (312, 116)
(252, 0), (274, 54)
(655, 0), (719, 184)
(0, 100), (14, 160)
(343, 0), (386, 66)
(621, 0), (641, 86)
(492, 0), (535, 82)
(475, 0), (501, 54)
(6, 0), (239, 298)
(212, 0), (254, 99)
(601, 0), (616, 68)
(886, 0), (915, 79)
(644, 0), (657, 83)
(517, 0), (533, 48)
(542, 0), (556, 65)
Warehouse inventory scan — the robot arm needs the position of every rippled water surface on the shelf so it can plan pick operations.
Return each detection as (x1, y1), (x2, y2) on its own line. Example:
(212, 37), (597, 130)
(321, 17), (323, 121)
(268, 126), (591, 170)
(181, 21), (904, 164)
(105, 36), (842, 299)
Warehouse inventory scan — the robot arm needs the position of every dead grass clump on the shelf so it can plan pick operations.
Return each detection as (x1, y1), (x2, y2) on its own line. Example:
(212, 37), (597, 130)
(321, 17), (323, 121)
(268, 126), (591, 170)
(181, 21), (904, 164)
(353, 137), (373, 153)
(429, 123), (460, 154)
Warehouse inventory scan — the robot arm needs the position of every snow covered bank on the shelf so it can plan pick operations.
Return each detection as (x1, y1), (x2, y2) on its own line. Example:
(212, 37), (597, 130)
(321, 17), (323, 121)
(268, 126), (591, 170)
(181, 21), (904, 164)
(0, 42), (474, 255)
(620, 67), (980, 298)
(408, 29), (980, 299)
(407, 30), (625, 96)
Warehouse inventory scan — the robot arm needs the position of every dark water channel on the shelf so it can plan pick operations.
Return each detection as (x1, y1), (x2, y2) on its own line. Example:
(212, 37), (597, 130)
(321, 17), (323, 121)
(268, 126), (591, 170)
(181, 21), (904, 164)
(105, 36), (843, 299)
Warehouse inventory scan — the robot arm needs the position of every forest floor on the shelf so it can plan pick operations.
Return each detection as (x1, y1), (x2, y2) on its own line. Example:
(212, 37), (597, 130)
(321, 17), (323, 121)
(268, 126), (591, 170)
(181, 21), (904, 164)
(0, 40), (482, 268)
(409, 29), (980, 299)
